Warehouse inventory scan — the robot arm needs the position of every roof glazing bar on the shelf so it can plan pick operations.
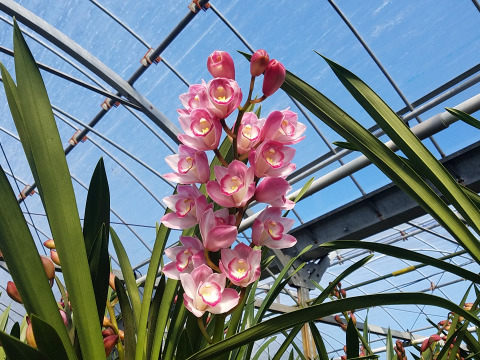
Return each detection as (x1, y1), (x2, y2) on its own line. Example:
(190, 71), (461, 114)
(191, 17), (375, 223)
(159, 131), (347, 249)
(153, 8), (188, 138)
(0, 0), (182, 141)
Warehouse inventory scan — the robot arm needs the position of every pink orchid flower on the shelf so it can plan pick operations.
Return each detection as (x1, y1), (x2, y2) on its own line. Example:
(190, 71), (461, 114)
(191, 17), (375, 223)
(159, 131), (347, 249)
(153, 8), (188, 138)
(199, 208), (237, 252)
(220, 243), (261, 287)
(252, 207), (296, 249)
(178, 108), (222, 151)
(178, 82), (211, 115)
(206, 78), (243, 119)
(162, 236), (206, 280)
(207, 50), (235, 80)
(206, 160), (256, 208)
(161, 185), (212, 229)
(261, 109), (306, 145)
(181, 264), (240, 317)
(255, 177), (295, 210)
(237, 112), (265, 155)
(248, 140), (296, 178)
(164, 145), (210, 184)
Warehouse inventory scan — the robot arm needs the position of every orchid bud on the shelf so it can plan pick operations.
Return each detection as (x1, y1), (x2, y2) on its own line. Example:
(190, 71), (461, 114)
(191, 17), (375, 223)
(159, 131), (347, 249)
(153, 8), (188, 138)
(102, 328), (115, 337)
(43, 239), (55, 249)
(334, 315), (342, 324)
(59, 309), (68, 326)
(420, 338), (429, 352)
(118, 329), (125, 341)
(50, 249), (60, 266)
(103, 316), (113, 328)
(207, 50), (235, 80)
(429, 334), (442, 343)
(109, 273), (116, 291)
(349, 313), (356, 326)
(26, 322), (37, 348)
(41, 256), (55, 280)
(103, 335), (119, 357)
(6, 281), (22, 304)
(250, 49), (269, 76)
(262, 59), (285, 97)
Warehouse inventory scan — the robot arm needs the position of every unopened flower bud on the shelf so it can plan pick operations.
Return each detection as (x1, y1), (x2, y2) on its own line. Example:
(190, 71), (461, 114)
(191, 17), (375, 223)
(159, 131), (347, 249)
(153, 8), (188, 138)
(43, 239), (55, 249)
(102, 328), (115, 337)
(118, 329), (125, 341)
(334, 315), (342, 324)
(463, 302), (473, 311)
(103, 334), (119, 357)
(340, 289), (347, 298)
(420, 338), (430, 352)
(262, 59), (285, 97)
(349, 313), (356, 326)
(103, 316), (113, 328)
(26, 323), (37, 348)
(207, 50), (235, 80)
(59, 309), (68, 326)
(50, 249), (60, 266)
(429, 334), (442, 343)
(339, 323), (347, 331)
(109, 273), (116, 291)
(41, 256), (55, 280)
(6, 281), (22, 304)
(250, 49), (269, 76)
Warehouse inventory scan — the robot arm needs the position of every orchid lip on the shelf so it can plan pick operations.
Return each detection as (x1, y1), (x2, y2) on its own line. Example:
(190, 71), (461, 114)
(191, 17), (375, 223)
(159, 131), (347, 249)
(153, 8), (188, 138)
(178, 156), (194, 174)
(198, 282), (222, 307)
(266, 219), (284, 240)
(220, 175), (244, 195)
(228, 258), (250, 282)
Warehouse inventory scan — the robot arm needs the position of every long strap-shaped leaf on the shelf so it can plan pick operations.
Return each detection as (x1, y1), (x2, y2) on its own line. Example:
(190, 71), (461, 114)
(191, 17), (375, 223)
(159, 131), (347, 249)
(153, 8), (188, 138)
(320, 240), (480, 283)
(9, 20), (104, 358)
(0, 166), (75, 359)
(281, 69), (480, 263)
(320, 54), (480, 252)
(187, 293), (480, 360)
(134, 223), (171, 360)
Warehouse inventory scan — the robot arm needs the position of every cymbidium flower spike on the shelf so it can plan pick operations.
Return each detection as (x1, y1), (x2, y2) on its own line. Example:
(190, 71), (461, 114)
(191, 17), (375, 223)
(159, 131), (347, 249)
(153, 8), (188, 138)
(262, 59), (286, 97)
(207, 50), (235, 80)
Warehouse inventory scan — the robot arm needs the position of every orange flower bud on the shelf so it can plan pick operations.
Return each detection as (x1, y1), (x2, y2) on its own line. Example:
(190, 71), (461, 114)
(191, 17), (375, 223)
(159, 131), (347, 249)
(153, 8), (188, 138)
(103, 316), (113, 328)
(41, 256), (55, 280)
(6, 281), (22, 304)
(26, 323), (37, 348)
(349, 313), (356, 326)
(43, 239), (56, 249)
(118, 329), (124, 341)
(50, 249), (60, 266)
(109, 273), (116, 291)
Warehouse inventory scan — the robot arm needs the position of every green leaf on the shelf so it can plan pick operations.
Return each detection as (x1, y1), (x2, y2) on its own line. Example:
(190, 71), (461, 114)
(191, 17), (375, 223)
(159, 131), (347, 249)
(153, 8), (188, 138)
(386, 328), (394, 360)
(10, 20), (104, 358)
(146, 275), (165, 359)
(320, 240), (480, 283)
(253, 337), (277, 360)
(110, 227), (141, 328)
(83, 158), (110, 325)
(163, 288), (188, 360)
(148, 278), (178, 360)
(0, 165), (75, 359)
(346, 318), (359, 359)
(135, 222), (171, 360)
(31, 314), (69, 360)
(320, 54), (480, 257)
(333, 141), (358, 151)
(0, 305), (10, 332)
(10, 322), (20, 339)
(309, 323), (328, 360)
(114, 277), (136, 359)
(0, 330), (50, 360)
(281, 63), (480, 263)
(284, 177), (315, 217)
(445, 108), (480, 131)
(187, 293), (480, 360)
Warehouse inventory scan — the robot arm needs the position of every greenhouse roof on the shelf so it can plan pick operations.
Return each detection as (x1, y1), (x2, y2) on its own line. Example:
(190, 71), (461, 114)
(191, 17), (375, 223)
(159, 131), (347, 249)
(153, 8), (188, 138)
(0, 0), (480, 357)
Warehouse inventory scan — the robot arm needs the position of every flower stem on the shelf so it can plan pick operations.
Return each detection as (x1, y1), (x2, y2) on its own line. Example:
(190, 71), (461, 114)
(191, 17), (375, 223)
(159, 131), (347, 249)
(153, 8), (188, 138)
(213, 148), (229, 167)
(232, 76), (256, 160)
(205, 249), (221, 272)
(106, 300), (124, 360)
(197, 316), (213, 344)
(220, 118), (235, 139)
(212, 314), (226, 344)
